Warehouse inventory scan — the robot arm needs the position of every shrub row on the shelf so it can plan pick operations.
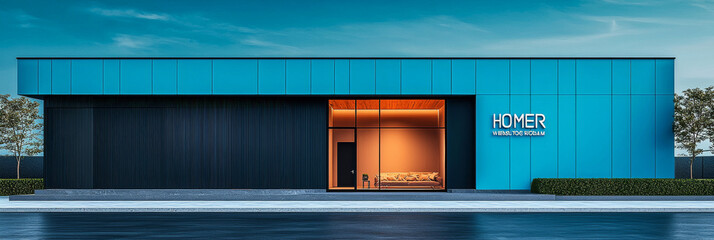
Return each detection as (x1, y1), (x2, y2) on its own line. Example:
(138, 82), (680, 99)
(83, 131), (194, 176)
(531, 178), (714, 195)
(0, 179), (44, 196)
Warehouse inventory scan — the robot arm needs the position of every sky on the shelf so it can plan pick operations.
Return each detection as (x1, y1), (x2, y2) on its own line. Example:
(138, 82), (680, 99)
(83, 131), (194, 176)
(0, 0), (713, 155)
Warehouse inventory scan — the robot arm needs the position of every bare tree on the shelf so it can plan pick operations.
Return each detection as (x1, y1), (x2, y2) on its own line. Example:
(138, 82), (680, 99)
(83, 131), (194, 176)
(673, 87), (714, 179)
(0, 95), (43, 179)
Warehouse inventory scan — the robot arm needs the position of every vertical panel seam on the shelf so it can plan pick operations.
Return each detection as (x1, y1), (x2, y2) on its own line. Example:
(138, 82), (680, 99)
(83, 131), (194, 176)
(610, 59), (613, 178)
(430, 60), (434, 94)
(508, 59), (511, 189)
(556, 60), (559, 178)
(628, 60), (632, 178)
(450, 59), (453, 95)
(36, 60), (39, 94)
(333, 60), (336, 94)
(529, 59), (532, 183)
(654, 60), (657, 177)
(69, 60), (72, 94)
(211, 60), (214, 94)
(473, 60), (477, 94)
(175, 60), (178, 95)
(102, 60), (105, 95)
(50, 60), (53, 94)
(257, 60), (260, 94)
(574, 60), (577, 178)
(284, 59), (287, 95)
(309, 60), (313, 94)
(151, 60), (154, 94)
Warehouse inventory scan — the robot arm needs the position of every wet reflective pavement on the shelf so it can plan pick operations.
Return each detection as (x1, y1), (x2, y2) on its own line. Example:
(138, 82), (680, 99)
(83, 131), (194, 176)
(1, 212), (712, 239)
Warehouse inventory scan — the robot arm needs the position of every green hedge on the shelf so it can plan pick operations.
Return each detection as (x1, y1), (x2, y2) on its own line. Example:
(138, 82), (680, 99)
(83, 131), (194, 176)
(531, 178), (714, 195)
(0, 179), (44, 196)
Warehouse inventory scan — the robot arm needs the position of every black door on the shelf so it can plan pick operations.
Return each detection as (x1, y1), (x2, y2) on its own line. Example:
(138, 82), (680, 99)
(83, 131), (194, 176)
(337, 142), (356, 188)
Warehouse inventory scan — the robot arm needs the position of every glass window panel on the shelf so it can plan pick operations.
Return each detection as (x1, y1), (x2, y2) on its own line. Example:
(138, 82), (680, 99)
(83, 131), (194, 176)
(357, 129), (379, 190)
(329, 99), (445, 191)
(379, 128), (445, 190)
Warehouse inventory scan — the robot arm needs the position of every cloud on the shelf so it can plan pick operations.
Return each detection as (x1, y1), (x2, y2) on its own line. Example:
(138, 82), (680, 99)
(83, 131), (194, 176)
(0, 9), (40, 28)
(578, 14), (714, 26)
(600, 0), (664, 6)
(241, 38), (298, 50)
(691, 0), (714, 12)
(112, 34), (195, 49)
(489, 30), (636, 49)
(240, 15), (489, 55)
(88, 7), (170, 21)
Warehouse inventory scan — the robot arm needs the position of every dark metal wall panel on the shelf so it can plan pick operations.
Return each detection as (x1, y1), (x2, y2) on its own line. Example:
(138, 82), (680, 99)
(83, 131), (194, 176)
(45, 96), (327, 189)
(92, 107), (167, 188)
(44, 106), (94, 189)
(675, 157), (714, 179)
(446, 97), (476, 189)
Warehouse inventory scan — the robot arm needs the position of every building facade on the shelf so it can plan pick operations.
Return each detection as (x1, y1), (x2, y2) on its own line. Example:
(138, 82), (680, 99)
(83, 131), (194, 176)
(17, 57), (675, 190)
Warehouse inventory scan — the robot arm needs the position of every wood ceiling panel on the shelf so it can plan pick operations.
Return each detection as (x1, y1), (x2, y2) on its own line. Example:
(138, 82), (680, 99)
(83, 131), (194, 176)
(330, 99), (444, 110)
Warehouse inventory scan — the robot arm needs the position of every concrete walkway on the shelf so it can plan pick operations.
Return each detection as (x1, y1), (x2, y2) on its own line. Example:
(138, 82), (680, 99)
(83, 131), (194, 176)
(2, 197), (714, 212)
(12, 189), (714, 201)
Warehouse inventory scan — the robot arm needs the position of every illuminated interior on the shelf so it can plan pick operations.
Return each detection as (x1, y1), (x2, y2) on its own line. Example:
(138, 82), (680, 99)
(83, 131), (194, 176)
(328, 99), (445, 190)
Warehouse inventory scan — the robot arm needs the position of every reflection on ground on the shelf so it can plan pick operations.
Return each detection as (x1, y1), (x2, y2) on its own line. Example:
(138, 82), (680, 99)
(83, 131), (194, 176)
(0, 212), (710, 239)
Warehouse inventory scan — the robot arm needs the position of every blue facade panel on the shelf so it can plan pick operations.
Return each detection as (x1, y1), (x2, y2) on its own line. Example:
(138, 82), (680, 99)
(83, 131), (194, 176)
(613, 60), (630, 94)
(509, 60), (530, 94)
(258, 59), (285, 94)
(531, 60), (557, 94)
(71, 59), (103, 94)
(452, 60), (475, 95)
(152, 60), (177, 94)
(558, 95), (576, 178)
(612, 95), (631, 178)
(334, 60), (350, 94)
(401, 59), (431, 94)
(509, 95), (530, 190)
(576, 95), (612, 178)
(311, 60), (334, 94)
(656, 59), (674, 95)
(656, 95), (674, 178)
(103, 60), (120, 94)
(576, 59), (611, 94)
(476, 95), (510, 190)
(178, 60), (212, 94)
(432, 60), (451, 95)
(17, 57), (675, 190)
(214, 59), (257, 95)
(17, 59), (38, 95)
(38, 60), (52, 94)
(631, 95), (656, 178)
(558, 60), (576, 94)
(631, 60), (656, 94)
(286, 60), (310, 94)
(349, 59), (375, 94)
(51, 60), (71, 94)
(120, 60), (152, 94)
(531, 95), (558, 180)
(375, 60), (400, 95)
(476, 60), (509, 94)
